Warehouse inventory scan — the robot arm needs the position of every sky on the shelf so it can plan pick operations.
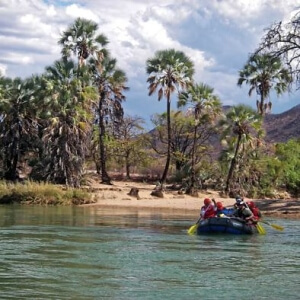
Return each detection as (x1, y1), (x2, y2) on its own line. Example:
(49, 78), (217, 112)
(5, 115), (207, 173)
(0, 0), (300, 129)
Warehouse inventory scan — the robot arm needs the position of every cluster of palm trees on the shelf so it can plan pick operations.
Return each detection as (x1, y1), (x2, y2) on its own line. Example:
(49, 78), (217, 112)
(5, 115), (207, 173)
(146, 47), (292, 194)
(0, 17), (295, 195)
(0, 18), (128, 187)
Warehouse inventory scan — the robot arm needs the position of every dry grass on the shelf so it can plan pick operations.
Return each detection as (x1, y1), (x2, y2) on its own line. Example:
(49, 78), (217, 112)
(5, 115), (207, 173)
(0, 181), (95, 205)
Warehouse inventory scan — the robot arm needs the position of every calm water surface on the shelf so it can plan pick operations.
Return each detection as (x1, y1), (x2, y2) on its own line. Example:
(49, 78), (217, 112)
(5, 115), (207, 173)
(0, 205), (299, 299)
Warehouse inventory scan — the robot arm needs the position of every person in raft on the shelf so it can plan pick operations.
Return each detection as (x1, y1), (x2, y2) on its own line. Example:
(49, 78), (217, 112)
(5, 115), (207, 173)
(246, 201), (262, 221)
(233, 199), (256, 224)
(200, 198), (216, 219)
(215, 201), (231, 217)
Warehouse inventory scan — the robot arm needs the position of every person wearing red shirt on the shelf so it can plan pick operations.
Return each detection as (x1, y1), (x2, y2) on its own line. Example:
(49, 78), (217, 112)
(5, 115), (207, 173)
(247, 201), (262, 220)
(200, 198), (216, 219)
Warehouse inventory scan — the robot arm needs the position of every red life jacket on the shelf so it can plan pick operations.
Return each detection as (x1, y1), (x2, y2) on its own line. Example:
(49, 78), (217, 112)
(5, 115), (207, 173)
(251, 207), (261, 220)
(201, 204), (216, 219)
(246, 202), (261, 220)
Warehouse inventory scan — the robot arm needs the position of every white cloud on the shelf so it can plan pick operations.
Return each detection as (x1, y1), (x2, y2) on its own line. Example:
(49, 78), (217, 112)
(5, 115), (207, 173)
(46, 5), (57, 17)
(0, 64), (7, 76)
(211, 0), (299, 22)
(65, 4), (100, 22)
(2, 52), (34, 65)
(0, 0), (299, 125)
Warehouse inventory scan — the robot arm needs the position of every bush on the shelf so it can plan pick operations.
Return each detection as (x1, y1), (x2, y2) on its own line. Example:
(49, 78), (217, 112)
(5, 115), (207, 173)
(0, 181), (94, 205)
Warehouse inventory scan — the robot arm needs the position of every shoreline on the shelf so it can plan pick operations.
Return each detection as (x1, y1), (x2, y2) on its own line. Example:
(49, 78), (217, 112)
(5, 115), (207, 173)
(81, 180), (300, 219)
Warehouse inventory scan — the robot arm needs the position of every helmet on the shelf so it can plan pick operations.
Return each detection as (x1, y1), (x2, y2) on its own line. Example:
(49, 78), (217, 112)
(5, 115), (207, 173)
(216, 202), (223, 210)
(235, 196), (243, 204)
(204, 198), (211, 205)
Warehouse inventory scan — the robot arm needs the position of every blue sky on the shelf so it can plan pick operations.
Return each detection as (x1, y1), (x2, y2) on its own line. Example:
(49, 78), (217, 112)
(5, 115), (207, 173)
(0, 0), (299, 128)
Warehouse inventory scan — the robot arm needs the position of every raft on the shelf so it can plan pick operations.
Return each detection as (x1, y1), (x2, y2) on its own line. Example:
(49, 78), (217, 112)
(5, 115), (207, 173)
(197, 217), (257, 235)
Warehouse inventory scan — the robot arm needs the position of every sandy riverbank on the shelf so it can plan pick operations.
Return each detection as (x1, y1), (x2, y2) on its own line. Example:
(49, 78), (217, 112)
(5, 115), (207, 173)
(81, 179), (300, 219)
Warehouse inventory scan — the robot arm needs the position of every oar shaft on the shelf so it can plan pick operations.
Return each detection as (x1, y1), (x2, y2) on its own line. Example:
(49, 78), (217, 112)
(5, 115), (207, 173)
(261, 220), (284, 231)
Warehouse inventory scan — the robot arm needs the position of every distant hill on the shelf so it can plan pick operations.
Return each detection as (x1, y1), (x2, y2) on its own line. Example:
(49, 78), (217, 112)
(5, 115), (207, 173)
(264, 104), (300, 142)
(147, 104), (300, 159)
(217, 104), (300, 143)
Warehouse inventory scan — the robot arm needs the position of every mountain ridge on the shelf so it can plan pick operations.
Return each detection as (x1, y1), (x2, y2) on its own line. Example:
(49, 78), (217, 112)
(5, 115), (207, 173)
(264, 103), (300, 142)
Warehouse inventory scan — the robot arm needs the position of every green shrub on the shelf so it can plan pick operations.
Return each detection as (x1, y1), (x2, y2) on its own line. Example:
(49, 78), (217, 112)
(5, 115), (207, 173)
(0, 181), (94, 205)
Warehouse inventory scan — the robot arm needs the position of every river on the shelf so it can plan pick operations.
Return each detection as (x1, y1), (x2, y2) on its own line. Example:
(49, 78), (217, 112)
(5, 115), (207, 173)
(0, 205), (299, 299)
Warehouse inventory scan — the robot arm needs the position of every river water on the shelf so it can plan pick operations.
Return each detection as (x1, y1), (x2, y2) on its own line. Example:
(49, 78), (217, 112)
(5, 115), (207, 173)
(0, 205), (299, 299)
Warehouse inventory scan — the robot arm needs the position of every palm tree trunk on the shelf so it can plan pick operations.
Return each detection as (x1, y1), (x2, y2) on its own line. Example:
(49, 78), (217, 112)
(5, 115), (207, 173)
(259, 92), (265, 115)
(98, 93), (112, 185)
(225, 134), (242, 193)
(190, 124), (198, 188)
(186, 123), (198, 195)
(4, 126), (20, 181)
(160, 97), (171, 185)
(4, 151), (18, 181)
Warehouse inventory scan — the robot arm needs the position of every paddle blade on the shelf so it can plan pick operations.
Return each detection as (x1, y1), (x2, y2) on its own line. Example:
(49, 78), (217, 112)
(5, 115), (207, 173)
(256, 223), (266, 235)
(261, 220), (284, 231)
(187, 224), (198, 235)
(271, 223), (284, 231)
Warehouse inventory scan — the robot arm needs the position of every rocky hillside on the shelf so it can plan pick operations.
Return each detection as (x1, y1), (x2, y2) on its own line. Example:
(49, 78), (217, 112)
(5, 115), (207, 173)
(264, 104), (300, 142)
(147, 104), (300, 159)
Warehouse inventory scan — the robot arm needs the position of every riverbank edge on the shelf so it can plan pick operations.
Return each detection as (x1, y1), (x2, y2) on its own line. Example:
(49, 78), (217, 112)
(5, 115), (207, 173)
(81, 180), (300, 219)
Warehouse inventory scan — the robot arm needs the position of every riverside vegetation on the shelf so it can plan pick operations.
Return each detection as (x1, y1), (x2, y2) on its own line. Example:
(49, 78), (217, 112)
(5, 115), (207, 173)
(0, 14), (300, 204)
(0, 181), (92, 205)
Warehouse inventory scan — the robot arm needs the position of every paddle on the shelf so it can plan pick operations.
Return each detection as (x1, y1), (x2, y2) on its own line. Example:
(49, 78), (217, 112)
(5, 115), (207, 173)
(256, 222), (266, 235)
(240, 201), (266, 235)
(260, 220), (284, 231)
(187, 218), (201, 235)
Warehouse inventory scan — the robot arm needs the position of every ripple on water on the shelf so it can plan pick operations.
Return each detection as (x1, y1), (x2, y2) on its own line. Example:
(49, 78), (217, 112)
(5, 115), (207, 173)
(0, 207), (299, 299)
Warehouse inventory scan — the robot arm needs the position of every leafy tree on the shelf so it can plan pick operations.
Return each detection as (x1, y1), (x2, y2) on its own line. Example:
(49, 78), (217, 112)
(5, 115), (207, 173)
(149, 109), (219, 183)
(274, 139), (300, 196)
(255, 12), (300, 87)
(219, 105), (264, 194)
(59, 18), (108, 66)
(238, 54), (292, 115)
(146, 49), (194, 185)
(89, 51), (129, 184)
(178, 83), (221, 194)
(149, 111), (194, 172)
(106, 115), (148, 178)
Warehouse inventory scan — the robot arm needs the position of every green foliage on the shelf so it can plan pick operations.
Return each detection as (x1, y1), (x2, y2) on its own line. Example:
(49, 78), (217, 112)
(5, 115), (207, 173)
(89, 48), (129, 184)
(59, 17), (108, 62)
(238, 139), (300, 198)
(0, 181), (93, 205)
(0, 76), (42, 181)
(238, 54), (292, 115)
(39, 58), (97, 187)
(274, 139), (300, 196)
(0, 17), (298, 200)
(146, 48), (195, 184)
(219, 104), (264, 194)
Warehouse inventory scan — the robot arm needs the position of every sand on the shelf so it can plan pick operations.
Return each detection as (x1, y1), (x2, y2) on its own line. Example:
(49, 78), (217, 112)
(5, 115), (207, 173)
(81, 179), (300, 219)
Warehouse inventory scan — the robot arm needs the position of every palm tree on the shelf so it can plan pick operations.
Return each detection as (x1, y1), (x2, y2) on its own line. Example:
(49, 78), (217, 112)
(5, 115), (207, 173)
(0, 76), (40, 181)
(146, 49), (194, 185)
(238, 54), (292, 115)
(59, 18), (108, 66)
(89, 52), (129, 184)
(42, 58), (97, 187)
(178, 83), (221, 194)
(219, 105), (264, 194)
